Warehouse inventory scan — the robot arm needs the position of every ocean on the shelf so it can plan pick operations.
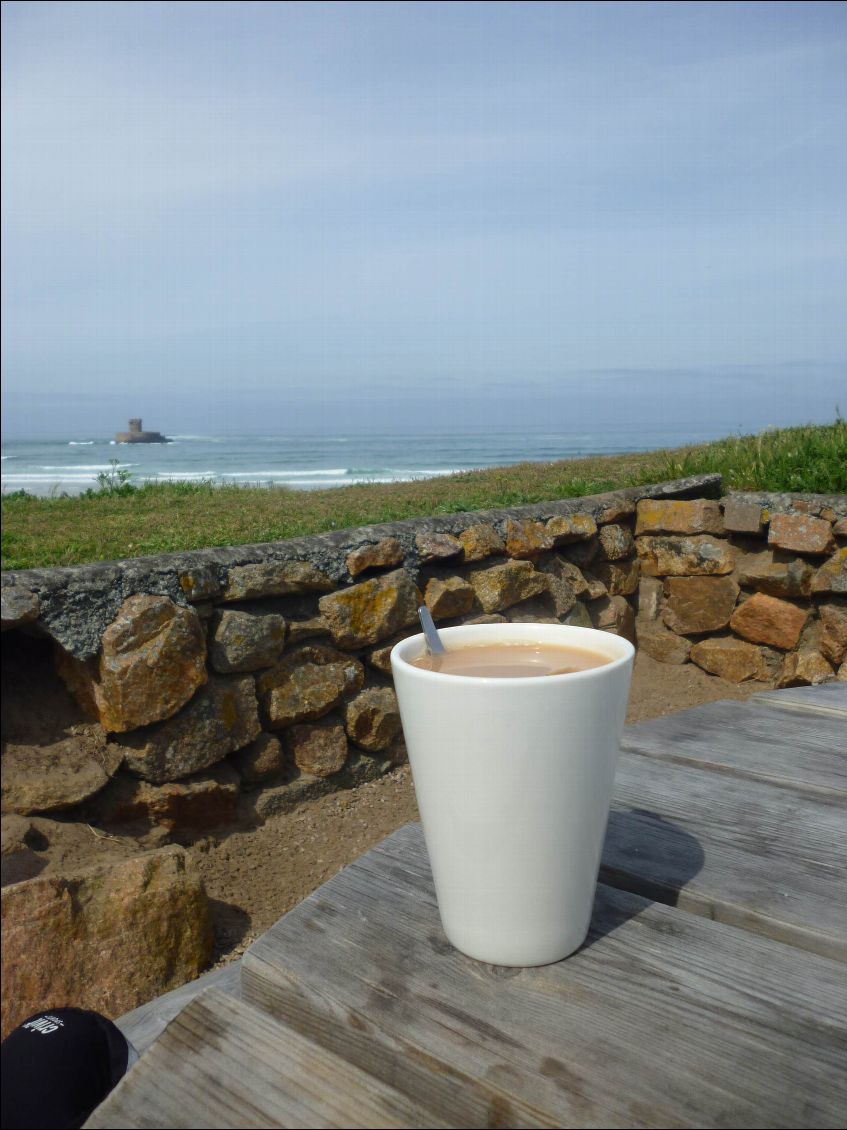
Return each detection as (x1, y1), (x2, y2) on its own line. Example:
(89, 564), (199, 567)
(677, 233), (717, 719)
(1, 426), (731, 497)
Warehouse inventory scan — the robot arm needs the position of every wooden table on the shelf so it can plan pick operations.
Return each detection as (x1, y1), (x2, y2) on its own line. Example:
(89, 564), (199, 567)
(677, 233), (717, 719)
(89, 684), (847, 1129)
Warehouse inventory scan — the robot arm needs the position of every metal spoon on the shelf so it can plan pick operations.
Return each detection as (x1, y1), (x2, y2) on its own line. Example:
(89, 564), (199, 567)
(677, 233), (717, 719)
(418, 605), (446, 655)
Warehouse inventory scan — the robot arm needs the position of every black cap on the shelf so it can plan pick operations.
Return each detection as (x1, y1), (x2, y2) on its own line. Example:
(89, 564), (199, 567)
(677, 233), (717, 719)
(1, 1008), (131, 1130)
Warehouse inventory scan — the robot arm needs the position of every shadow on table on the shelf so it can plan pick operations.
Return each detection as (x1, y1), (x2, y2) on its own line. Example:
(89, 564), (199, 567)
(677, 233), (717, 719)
(585, 807), (705, 950)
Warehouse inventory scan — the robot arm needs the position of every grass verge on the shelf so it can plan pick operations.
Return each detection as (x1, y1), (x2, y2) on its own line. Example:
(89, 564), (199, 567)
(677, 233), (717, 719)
(2, 420), (844, 570)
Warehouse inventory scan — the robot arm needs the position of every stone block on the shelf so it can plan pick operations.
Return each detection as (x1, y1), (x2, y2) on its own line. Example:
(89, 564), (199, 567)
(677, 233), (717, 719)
(92, 764), (241, 834)
(636, 577), (663, 621)
(819, 601), (847, 666)
(178, 565), (221, 602)
(112, 674), (261, 784)
(424, 576), (475, 621)
(597, 524), (635, 561)
(729, 592), (807, 650)
(636, 626), (692, 665)
(319, 569), (421, 648)
(222, 561), (334, 602)
(538, 557), (591, 597)
(777, 651), (835, 688)
(208, 609), (286, 674)
(230, 732), (291, 786)
(344, 688), (402, 753)
(834, 517), (847, 539)
(635, 499), (724, 536)
(366, 629), (418, 674)
(590, 595), (636, 645)
(587, 559), (640, 597)
(597, 499), (636, 524)
(345, 538), (404, 577)
(559, 537), (600, 570)
(56, 595), (207, 734)
(721, 498), (765, 535)
(504, 519), (554, 559)
(736, 551), (814, 599)
(767, 513), (835, 556)
(662, 576), (740, 635)
(286, 616), (331, 644)
(636, 536), (735, 576)
(1, 734), (122, 816)
(561, 602), (593, 629)
(811, 548), (847, 594)
(467, 561), (548, 613)
(256, 645), (364, 730)
(457, 524), (505, 562)
(1, 586), (40, 631)
(504, 595), (559, 623)
(284, 718), (349, 777)
(415, 532), (463, 563)
(690, 637), (781, 682)
(545, 513), (597, 544)
(1, 848), (212, 1039)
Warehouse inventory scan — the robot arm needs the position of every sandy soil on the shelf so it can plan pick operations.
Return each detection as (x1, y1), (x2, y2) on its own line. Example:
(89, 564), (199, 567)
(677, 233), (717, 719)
(6, 651), (770, 966)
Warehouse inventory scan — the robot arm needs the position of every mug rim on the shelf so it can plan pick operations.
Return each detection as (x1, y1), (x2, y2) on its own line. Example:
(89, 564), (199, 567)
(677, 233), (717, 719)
(391, 622), (634, 686)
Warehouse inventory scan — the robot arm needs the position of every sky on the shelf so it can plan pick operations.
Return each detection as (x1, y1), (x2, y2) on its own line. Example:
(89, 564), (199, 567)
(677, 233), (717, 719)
(2, 0), (846, 438)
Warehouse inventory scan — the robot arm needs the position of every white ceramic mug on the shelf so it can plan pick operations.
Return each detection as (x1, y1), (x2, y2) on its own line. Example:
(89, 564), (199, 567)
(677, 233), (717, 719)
(391, 622), (634, 966)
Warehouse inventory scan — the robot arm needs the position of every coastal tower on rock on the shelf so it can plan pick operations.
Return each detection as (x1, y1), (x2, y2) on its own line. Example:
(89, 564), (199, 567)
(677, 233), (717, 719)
(114, 419), (170, 444)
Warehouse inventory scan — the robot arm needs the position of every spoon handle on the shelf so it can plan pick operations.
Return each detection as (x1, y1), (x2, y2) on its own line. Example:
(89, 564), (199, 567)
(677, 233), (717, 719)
(418, 605), (446, 654)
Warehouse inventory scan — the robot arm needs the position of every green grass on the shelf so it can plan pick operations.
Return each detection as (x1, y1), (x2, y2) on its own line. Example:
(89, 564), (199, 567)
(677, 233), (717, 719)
(2, 420), (845, 571)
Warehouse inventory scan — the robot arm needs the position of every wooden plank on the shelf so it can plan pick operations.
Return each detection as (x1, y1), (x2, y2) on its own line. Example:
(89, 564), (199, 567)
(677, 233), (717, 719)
(604, 751), (846, 960)
(620, 699), (847, 800)
(115, 961), (242, 1055)
(87, 985), (554, 1130)
(242, 823), (847, 1130)
(751, 683), (847, 720)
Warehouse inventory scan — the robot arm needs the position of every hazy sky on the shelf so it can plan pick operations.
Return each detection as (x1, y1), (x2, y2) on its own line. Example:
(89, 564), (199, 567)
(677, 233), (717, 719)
(2, 1), (845, 437)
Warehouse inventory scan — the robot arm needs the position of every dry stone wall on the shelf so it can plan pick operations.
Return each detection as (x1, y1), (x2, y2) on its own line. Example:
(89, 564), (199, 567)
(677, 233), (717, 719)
(634, 493), (847, 686)
(2, 474), (845, 841)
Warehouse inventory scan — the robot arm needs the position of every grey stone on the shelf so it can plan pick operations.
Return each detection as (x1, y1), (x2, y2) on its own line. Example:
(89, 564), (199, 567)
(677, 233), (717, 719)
(344, 688), (401, 753)
(467, 560), (548, 613)
(113, 674), (261, 784)
(230, 733), (291, 786)
(636, 626), (692, 664)
(222, 561), (334, 602)
(721, 498), (765, 535)
(285, 718), (349, 777)
(208, 609), (286, 673)
(561, 601), (593, 629)
(415, 532), (463, 563)
(587, 559), (640, 597)
(256, 645), (364, 729)
(319, 570), (421, 648)
(178, 565), (222, 602)
(597, 524), (635, 561)
(1, 586), (40, 631)
(736, 551), (814, 599)
(286, 616), (331, 644)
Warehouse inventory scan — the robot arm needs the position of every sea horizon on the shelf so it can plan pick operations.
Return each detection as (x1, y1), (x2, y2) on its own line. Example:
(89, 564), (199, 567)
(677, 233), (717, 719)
(1, 424), (744, 497)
